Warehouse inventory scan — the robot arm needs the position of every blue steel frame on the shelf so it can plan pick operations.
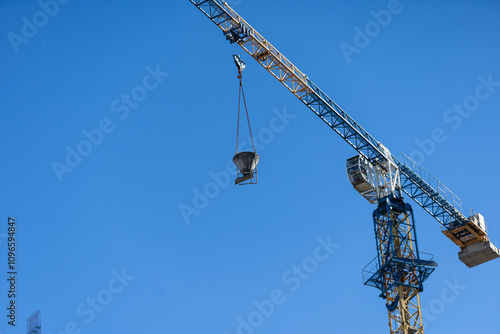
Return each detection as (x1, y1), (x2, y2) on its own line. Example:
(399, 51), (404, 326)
(363, 196), (437, 298)
(189, 0), (469, 230)
(397, 161), (468, 228)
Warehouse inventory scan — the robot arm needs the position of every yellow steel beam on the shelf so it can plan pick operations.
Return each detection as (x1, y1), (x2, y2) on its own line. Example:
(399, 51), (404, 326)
(442, 222), (488, 249)
(220, 2), (312, 99)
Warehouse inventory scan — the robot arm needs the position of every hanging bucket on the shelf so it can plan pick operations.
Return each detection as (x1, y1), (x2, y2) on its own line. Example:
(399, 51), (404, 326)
(233, 152), (260, 184)
(233, 152), (260, 174)
(232, 55), (259, 185)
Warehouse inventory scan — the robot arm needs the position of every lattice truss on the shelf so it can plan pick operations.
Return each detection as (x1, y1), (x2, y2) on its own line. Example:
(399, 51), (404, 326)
(370, 197), (436, 334)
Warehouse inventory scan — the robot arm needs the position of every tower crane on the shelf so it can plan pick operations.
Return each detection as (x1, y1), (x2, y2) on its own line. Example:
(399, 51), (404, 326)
(189, 1), (500, 333)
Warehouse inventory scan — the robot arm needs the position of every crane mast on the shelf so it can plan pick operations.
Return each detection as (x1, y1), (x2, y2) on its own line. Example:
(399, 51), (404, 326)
(190, 1), (500, 333)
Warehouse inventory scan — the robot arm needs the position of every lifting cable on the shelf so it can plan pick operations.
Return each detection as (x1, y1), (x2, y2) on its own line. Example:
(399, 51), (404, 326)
(234, 54), (256, 155)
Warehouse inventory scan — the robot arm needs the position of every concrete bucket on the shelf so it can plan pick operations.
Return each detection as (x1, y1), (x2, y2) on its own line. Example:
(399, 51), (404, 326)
(232, 152), (260, 184)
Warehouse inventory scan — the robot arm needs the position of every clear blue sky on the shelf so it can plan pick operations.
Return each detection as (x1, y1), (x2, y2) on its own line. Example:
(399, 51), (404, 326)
(1, 0), (499, 333)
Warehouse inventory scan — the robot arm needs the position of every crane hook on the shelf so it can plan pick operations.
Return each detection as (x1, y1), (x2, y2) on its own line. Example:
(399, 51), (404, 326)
(233, 54), (245, 79)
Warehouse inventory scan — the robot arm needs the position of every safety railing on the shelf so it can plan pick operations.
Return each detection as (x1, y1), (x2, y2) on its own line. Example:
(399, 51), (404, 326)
(400, 153), (462, 214)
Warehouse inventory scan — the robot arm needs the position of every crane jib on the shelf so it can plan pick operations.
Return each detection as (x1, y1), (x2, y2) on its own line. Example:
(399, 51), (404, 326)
(189, 0), (472, 229)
